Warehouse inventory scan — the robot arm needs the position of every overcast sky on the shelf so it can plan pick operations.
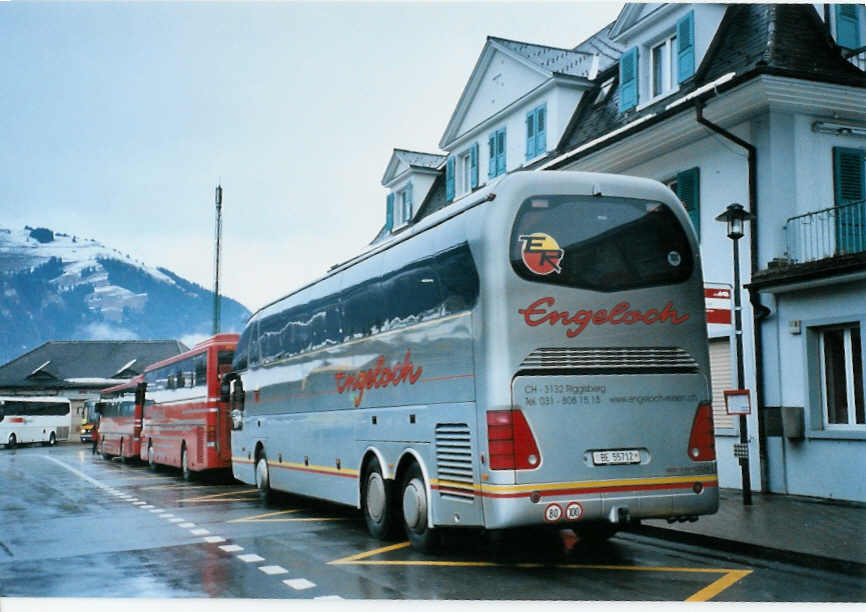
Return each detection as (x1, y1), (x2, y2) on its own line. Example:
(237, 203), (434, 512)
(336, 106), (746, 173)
(1, 1), (623, 316)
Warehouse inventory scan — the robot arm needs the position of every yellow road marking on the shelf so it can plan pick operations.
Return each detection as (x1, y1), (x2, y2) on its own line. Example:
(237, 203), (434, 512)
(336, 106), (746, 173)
(328, 543), (752, 601)
(685, 569), (752, 602)
(229, 508), (358, 523)
(228, 509), (302, 522)
(181, 489), (259, 503)
(329, 541), (411, 564)
(139, 484), (207, 491)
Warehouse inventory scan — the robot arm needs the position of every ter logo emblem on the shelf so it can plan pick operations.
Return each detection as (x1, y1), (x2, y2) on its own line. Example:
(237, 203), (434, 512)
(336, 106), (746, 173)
(519, 233), (564, 275)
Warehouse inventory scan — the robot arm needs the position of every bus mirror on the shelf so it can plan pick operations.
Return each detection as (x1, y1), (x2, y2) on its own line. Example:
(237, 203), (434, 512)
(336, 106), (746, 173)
(135, 382), (147, 406)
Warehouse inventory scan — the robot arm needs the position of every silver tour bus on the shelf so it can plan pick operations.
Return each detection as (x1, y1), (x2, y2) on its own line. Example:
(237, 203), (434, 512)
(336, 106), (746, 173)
(224, 171), (717, 550)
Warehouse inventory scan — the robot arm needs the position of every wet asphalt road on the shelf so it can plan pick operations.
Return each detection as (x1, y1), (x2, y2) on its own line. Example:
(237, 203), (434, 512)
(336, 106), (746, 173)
(0, 442), (863, 602)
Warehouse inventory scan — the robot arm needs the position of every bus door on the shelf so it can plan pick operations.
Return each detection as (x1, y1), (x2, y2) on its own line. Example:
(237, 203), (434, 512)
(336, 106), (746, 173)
(134, 383), (147, 444)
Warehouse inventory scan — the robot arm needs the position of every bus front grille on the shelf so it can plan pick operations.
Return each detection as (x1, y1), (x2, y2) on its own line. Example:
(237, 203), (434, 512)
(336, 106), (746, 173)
(519, 347), (699, 375)
(435, 423), (475, 501)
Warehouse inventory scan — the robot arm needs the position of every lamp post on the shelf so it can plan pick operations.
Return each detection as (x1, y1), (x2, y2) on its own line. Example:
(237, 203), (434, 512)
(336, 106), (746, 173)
(715, 203), (755, 506)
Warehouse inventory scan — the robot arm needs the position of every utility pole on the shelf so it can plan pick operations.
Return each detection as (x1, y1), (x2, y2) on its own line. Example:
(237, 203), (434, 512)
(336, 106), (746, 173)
(213, 184), (223, 336)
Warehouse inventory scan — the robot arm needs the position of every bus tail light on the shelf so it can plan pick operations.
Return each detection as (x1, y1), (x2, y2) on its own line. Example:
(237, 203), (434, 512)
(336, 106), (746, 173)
(487, 409), (541, 470)
(688, 403), (715, 461)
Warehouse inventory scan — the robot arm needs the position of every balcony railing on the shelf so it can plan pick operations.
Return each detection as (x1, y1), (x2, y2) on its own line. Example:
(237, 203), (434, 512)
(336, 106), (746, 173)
(784, 200), (866, 263)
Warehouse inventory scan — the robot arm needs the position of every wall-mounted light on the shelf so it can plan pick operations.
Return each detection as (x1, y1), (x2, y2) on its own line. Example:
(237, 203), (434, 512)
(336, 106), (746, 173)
(812, 121), (866, 137)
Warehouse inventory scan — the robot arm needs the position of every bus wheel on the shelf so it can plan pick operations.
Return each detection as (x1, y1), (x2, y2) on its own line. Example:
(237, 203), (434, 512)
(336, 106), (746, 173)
(147, 442), (159, 472)
(255, 453), (273, 504)
(181, 445), (193, 481)
(48, 432), (56, 447)
(401, 462), (438, 552)
(7, 433), (16, 449)
(362, 456), (395, 540)
(119, 439), (126, 464)
(101, 440), (110, 460)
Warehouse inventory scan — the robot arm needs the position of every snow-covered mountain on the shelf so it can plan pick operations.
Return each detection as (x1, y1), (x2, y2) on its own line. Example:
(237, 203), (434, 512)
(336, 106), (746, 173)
(0, 226), (251, 364)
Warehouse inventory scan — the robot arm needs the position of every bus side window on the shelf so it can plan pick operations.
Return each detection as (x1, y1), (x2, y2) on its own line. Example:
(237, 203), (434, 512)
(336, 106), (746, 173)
(248, 321), (261, 368)
(342, 278), (384, 341)
(194, 355), (207, 387)
(436, 243), (480, 314)
(382, 258), (443, 327)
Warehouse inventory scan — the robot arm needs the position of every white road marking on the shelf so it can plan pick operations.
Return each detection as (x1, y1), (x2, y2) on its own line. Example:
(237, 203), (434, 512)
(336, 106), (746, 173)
(203, 536), (226, 543)
(283, 579), (316, 590)
(258, 565), (288, 576)
(189, 528), (210, 535)
(148, 508), (163, 513)
(237, 554), (264, 563)
(169, 518), (185, 523)
(160, 514), (175, 518)
(178, 522), (196, 528)
(140, 505), (155, 509)
(219, 545), (243, 552)
(133, 501), (146, 506)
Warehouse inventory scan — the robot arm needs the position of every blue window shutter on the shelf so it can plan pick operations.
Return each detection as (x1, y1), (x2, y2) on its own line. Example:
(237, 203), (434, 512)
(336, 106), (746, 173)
(525, 110), (535, 160)
(385, 193), (394, 232)
(677, 11), (695, 83)
(619, 47), (638, 112)
(496, 129), (506, 176)
(470, 142), (479, 189)
(535, 105), (546, 157)
(836, 5), (861, 49)
(834, 147), (865, 204)
(406, 182), (413, 219)
(488, 134), (496, 178)
(445, 156), (455, 201)
(676, 167), (700, 240)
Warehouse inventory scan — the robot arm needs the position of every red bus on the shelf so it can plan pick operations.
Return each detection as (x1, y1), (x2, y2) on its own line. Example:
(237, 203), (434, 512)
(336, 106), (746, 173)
(139, 334), (238, 479)
(98, 376), (146, 462)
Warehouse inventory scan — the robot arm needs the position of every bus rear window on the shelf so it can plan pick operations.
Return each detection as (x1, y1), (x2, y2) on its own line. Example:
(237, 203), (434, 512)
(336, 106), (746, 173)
(510, 195), (694, 292)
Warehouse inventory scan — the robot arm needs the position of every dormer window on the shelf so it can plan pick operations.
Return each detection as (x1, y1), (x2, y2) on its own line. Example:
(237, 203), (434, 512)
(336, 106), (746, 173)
(396, 183), (413, 228)
(651, 35), (678, 98)
(446, 143), (479, 202)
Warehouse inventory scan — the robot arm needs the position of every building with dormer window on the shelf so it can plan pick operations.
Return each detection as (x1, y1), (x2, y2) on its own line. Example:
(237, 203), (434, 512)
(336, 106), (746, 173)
(374, 3), (866, 503)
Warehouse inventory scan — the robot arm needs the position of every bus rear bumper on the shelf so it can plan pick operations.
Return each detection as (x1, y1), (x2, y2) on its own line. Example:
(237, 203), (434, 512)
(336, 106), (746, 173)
(480, 480), (718, 530)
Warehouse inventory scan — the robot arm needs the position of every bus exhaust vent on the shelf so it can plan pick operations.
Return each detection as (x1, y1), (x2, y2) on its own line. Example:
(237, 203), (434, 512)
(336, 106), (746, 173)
(435, 423), (475, 502)
(519, 347), (699, 374)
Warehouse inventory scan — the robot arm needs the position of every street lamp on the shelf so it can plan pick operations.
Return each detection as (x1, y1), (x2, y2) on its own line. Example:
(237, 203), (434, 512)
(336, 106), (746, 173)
(715, 203), (755, 506)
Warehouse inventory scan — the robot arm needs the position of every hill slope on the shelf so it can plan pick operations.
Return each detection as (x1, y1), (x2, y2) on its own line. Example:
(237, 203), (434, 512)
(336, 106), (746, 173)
(0, 226), (250, 364)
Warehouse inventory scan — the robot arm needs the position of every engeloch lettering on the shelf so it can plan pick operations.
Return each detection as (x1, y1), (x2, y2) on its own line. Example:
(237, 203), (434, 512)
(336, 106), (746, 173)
(518, 297), (689, 338)
(335, 349), (423, 408)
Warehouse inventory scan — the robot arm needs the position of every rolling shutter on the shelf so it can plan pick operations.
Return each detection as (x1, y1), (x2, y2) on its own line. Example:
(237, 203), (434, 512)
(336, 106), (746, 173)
(677, 10), (695, 82)
(709, 338), (734, 430)
(488, 134), (496, 178)
(535, 105), (546, 157)
(619, 47), (638, 112)
(526, 110), (535, 160)
(833, 147), (865, 254)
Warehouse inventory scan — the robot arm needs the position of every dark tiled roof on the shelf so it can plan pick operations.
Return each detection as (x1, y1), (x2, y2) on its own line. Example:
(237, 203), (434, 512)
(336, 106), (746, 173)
(557, 4), (866, 160)
(0, 340), (188, 389)
(490, 36), (595, 78)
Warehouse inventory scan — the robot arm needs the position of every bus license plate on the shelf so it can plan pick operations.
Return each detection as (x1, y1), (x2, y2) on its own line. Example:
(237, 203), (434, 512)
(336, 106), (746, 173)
(592, 449), (641, 465)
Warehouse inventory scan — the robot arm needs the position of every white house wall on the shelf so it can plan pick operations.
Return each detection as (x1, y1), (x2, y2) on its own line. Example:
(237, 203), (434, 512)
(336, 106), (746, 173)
(768, 281), (866, 501)
(457, 50), (547, 140)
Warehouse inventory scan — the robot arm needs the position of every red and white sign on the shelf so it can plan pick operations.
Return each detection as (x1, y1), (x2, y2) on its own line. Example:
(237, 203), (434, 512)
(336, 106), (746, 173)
(565, 502), (584, 521)
(544, 503), (563, 522)
(705, 286), (731, 325)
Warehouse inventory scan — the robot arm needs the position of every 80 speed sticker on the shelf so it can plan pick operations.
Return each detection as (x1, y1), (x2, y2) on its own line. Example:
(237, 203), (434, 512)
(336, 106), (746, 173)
(543, 503), (563, 522)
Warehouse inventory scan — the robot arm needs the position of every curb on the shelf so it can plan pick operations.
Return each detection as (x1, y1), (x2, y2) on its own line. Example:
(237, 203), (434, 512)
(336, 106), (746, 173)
(628, 524), (866, 578)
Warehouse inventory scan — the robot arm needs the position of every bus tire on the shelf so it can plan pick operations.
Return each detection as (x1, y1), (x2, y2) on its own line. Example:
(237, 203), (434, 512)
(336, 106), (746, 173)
(48, 432), (56, 446)
(576, 523), (619, 545)
(147, 441), (159, 472)
(119, 439), (126, 464)
(255, 452), (273, 504)
(181, 445), (193, 481)
(362, 456), (396, 540)
(7, 433), (16, 449)
(401, 462), (438, 553)
(101, 440), (110, 460)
